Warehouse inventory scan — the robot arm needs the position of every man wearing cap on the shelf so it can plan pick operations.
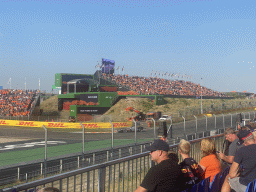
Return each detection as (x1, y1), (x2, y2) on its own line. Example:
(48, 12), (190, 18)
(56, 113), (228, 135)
(221, 130), (256, 192)
(217, 128), (242, 165)
(135, 139), (183, 192)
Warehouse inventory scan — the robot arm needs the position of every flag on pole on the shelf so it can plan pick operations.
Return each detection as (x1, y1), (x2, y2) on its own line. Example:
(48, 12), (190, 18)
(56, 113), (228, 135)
(7, 78), (11, 84)
(122, 66), (124, 71)
(116, 66), (119, 70)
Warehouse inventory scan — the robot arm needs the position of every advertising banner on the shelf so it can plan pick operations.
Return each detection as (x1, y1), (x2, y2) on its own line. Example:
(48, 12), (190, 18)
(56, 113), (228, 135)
(0, 120), (132, 129)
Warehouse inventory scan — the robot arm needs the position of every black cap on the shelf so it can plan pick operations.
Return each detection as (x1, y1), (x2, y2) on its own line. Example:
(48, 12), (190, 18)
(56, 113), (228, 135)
(237, 130), (252, 146)
(146, 139), (169, 152)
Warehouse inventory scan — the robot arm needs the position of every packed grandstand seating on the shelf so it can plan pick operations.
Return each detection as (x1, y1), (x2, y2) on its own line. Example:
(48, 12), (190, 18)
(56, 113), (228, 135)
(103, 74), (228, 97)
(0, 89), (39, 117)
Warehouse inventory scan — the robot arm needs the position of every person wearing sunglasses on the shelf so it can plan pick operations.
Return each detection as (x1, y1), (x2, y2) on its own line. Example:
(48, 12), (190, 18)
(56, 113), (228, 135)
(135, 139), (184, 192)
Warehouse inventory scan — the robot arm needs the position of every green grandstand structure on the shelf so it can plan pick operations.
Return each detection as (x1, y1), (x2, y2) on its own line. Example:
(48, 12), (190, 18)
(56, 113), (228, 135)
(53, 72), (165, 121)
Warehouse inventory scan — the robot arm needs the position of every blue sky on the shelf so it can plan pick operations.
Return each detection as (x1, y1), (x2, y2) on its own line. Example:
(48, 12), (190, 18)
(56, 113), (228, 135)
(0, 0), (255, 93)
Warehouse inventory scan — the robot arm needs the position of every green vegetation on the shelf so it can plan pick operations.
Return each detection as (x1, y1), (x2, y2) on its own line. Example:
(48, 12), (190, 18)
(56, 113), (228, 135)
(0, 139), (152, 167)
(39, 95), (256, 123)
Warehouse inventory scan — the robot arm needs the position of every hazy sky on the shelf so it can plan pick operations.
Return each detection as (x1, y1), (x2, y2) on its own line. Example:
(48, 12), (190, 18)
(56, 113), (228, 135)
(0, 0), (255, 93)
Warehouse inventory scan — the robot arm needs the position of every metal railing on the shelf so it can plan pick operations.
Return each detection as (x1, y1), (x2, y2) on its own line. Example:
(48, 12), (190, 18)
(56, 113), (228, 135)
(2, 134), (225, 192)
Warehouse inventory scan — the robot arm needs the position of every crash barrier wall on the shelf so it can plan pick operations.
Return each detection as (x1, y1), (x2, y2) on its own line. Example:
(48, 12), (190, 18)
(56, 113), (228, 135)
(2, 134), (225, 192)
(0, 120), (132, 129)
(0, 114), (114, 123)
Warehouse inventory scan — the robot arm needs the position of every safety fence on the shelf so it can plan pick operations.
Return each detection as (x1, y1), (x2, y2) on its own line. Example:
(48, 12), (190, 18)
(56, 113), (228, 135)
(2, 134), (225, 192)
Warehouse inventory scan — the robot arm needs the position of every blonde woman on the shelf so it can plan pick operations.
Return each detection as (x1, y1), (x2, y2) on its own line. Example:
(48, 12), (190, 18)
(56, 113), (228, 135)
(199, 138), (221, 183)
(178, 139), (202, 190)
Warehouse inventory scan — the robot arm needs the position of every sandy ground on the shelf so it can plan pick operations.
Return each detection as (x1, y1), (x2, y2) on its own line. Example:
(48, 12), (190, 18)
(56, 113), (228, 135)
(0, 137), (31, 143)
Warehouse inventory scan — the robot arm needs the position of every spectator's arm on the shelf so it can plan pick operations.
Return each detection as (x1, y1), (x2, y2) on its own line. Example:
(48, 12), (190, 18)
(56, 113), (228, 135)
(229, 162), (240, 178)
(134, 186), (147, 192)
(218, 152), (234, 164)
(199, 164), (206, 172)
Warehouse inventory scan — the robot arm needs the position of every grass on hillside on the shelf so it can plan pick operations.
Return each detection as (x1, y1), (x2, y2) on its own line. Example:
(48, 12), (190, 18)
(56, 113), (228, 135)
(39, 95), (256, 122)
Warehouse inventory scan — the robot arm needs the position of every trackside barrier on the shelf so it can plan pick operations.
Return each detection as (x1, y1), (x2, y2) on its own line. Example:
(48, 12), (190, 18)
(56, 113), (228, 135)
(2, 134), (225, 192)
(0, 120), (132, 129)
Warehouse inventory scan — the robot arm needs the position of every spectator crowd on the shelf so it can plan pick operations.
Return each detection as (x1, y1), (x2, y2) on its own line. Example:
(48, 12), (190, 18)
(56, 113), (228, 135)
(0, 89), (39, 117)
(103, 74), (227, 97)
(135, 122), (256, 192)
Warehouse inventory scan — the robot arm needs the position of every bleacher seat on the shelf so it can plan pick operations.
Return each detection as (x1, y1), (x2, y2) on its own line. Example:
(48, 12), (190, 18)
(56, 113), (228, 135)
(246, 179), (256, 192)
(189, 177), (211, 192)
(210, 172), (221, 192)
(219, 167), (230, 189)
(198, 176), (211, 192)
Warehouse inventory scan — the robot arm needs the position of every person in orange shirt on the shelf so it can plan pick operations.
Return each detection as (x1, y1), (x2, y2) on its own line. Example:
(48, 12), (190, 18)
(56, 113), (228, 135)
(199, 138), (221, 183)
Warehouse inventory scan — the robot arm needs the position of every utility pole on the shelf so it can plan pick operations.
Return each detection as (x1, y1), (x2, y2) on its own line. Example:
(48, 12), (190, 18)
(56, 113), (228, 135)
(25, 77), (26, 91)
(201, 78), (203, 114)
(39, 78), (41, 92)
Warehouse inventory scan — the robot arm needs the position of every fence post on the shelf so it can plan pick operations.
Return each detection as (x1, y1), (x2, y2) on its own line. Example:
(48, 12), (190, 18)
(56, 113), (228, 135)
(42, 125), (47, 178)
(241, 112), (245, 120)
(60, 160), (62, 173)
(78, 156), (80, 168)
(182, 116), (185, 133)
(17, 167), (20, 180)
(110, 121), (114, 149)
(229, 113), (232, 127)
(213, 114), (216, 129)
(222, 114), (225, 129)
(204, 115), (207, 130)
(133, 119), (137, 144)
(98, 166), (106, 192)
(80, 123), (85, 160)
(194, 115), (197, 133)
(151, 118), (156, 139)
(41, 163), (43, 175)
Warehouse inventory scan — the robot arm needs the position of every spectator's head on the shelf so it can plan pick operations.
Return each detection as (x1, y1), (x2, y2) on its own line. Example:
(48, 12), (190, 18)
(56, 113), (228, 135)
(200, 138), (216, 157)
(37, 187), (60, 192)
(178, 139), (191, 155)
(146, 139), (169, 163)
(224, 128), (237, 142)
(168, 150), (179, 163)
(240, 126), (251, 131)
(237, 130), (255, 146)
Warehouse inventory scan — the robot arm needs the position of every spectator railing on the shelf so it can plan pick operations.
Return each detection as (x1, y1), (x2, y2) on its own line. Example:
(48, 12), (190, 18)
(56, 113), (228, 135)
(2, 134), (225, 192)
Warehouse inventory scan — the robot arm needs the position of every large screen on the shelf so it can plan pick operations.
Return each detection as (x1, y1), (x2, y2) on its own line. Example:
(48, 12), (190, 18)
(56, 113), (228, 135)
(77, 107), (110, 114)
(60, 74), (93, 94)
(101, 58), (115, 74)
